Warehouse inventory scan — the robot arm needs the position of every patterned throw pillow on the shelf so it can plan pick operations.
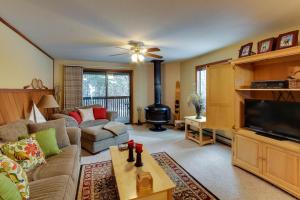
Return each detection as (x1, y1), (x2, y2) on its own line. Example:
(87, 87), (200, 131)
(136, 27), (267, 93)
(0, 154), (29, 199)
(1, 138), (46, 172)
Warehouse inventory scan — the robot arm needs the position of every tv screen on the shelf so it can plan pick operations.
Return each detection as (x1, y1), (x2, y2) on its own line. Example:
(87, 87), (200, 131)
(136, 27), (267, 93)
(244, 99), (300, 142)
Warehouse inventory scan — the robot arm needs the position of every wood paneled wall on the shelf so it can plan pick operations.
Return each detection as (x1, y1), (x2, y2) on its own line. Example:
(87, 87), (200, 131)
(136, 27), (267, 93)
(0, 89), (53, 125)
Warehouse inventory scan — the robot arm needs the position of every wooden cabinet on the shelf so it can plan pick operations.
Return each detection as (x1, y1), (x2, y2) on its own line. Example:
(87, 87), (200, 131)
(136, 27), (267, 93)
(233, 129), (300, 198)
(233, 134), (262, 175)
(263, 144), (300, 194)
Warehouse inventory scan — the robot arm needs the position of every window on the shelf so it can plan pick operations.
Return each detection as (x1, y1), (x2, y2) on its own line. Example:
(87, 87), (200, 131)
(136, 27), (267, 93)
(196, 66), (207, 112)
(82, 70), (132, 123)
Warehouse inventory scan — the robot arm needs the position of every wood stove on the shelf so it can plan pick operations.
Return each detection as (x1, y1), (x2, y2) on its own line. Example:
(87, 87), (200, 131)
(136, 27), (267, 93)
(145, 60), (171, 131)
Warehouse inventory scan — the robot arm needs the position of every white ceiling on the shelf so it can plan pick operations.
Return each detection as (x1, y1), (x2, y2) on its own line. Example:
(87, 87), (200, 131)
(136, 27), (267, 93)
(1, 0), (300, 63)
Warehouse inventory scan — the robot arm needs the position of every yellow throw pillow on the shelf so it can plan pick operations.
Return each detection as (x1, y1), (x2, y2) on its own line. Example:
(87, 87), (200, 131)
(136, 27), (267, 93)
(0, 154), (29, 199)
(1, 138), (46, 172)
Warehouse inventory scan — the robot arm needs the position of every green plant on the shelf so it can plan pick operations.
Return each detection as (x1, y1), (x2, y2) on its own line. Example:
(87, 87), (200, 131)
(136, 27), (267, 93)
(187, 93), (203, 118)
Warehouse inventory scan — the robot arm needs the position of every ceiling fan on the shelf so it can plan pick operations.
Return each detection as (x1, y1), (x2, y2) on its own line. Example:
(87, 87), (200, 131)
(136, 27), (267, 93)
(110, 40), (163, 62)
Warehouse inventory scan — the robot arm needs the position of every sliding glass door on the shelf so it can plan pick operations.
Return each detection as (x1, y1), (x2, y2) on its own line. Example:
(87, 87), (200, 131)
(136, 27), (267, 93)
(82, 70), (132, 123)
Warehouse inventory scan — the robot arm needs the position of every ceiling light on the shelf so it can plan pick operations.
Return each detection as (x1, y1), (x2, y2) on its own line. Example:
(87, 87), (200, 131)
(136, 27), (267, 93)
(138, 54), (144, 62)
(131, 54), (138, 62)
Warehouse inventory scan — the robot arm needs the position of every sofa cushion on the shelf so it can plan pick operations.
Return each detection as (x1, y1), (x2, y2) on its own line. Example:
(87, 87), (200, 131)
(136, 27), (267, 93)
(79, 119), (109, 129)
(69, 111), (82, 124)
(28, 119), (71, 149)
(31, 145), (79, 182)
(51, 113), (78, 128)
(78, 108), (95, 122)
(1, 138), (46, 172)
(0, 120), (29, 142)
(34, 128), (61, 157)
(0, 154), (29, 200)
(81, 125), (114, 142)
(93, 107), (107, 119)
(0, 173), (22, 200)
(29, 175), (76, 200)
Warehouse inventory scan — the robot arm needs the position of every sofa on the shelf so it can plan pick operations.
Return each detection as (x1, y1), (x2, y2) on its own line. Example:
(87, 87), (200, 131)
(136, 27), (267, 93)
(52, 105), (129, 154)
(0, 119), (81, 200)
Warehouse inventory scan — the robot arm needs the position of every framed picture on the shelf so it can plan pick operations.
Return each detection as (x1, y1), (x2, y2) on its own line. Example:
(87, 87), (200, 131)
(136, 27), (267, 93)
(239, 43), (253, 58)
(257, 38), (276, 54)
(276, 30), (299, 50)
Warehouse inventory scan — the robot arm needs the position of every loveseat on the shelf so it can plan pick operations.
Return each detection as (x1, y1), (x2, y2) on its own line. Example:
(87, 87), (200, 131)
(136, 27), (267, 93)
(52, 105), (129, 154)
(0, 119), (81, 200)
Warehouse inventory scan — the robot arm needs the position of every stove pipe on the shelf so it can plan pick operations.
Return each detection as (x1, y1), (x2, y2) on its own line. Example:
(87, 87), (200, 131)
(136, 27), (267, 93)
(152, 60), (164, 104)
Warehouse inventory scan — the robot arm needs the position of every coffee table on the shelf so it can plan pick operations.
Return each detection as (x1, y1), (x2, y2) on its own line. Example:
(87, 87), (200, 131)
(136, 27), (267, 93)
(109, 146), (175, 200)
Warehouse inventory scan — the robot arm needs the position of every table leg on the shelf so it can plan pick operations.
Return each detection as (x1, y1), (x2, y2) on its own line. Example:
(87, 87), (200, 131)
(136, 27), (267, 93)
(212, 129), (216, 144)
(167, 189), (173, 200)
(185, 122), (188, 139)
(199, 127), (203, 146)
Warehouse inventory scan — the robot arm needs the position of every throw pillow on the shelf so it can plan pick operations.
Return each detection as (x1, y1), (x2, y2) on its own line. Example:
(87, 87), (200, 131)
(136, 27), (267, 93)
(79, 108), (95, 121)
(0, 120), (29, 142)
(27, 118), (70, 149)
(34, 128), (61, 157)
(1, 138), (46, 172)
(0, 173), (22, 200)
(93, 107), (107, 119)
(69, 111), (82, 124)
(0, 154), (29, 200)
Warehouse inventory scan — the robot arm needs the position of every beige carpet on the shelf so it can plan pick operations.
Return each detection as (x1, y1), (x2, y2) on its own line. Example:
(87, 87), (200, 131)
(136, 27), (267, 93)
(81, 125), (296, 200)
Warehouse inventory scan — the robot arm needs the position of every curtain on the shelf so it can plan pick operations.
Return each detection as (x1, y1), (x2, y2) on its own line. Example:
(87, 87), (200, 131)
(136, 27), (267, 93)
(64, 66), (83, 109)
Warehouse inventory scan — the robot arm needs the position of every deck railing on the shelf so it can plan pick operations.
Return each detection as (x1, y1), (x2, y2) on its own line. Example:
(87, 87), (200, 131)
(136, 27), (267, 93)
(82, 96), (130, 123)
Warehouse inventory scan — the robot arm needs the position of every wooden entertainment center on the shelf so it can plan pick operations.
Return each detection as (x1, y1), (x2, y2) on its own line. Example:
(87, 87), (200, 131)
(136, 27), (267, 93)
(231, 46), (300, 198)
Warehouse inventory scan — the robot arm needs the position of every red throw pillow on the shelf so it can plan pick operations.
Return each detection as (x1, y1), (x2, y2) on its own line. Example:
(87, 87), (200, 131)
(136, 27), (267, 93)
(93, 107), (107, 119)
(69, 111), (82, 124)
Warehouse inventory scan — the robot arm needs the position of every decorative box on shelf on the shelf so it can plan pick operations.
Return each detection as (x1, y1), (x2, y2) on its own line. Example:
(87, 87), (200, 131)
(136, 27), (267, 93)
(288, 79), (300, 89)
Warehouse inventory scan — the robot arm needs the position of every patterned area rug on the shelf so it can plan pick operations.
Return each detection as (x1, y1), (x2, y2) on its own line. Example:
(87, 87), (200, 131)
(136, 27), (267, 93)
(77, 152), (218, 200)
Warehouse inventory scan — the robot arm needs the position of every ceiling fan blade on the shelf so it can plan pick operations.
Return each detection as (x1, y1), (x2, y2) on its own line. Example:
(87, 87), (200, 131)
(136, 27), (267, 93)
(115, 46), (130, 51)
(147, 47), (160, 52)
(144, 53), (163, 59)
(109, 53), (129, 56)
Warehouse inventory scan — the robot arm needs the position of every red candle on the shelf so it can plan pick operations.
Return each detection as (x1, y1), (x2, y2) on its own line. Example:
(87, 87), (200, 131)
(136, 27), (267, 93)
(135, 143), (143, 153)
(128, 140), (134, 148)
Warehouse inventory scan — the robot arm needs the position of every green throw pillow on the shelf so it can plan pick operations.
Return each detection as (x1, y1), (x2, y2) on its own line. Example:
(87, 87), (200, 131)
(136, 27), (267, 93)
(34, 128), (61, 157)
(0, 173), (22, 200)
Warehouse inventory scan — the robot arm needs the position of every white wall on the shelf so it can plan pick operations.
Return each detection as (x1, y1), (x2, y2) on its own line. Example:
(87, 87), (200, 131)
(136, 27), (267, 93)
(0, 21), (53, 89)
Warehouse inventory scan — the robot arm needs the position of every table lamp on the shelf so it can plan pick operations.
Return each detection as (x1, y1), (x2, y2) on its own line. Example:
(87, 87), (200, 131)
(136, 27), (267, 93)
(37, 95), (59, 120)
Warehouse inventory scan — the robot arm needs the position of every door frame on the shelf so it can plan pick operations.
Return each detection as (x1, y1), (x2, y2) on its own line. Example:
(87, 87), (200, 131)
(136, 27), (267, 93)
(83, 68), (133, 123)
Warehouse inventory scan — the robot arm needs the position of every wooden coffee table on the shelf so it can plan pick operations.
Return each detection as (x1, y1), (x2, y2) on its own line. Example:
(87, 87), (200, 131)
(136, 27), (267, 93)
(109, 146), (175, 200)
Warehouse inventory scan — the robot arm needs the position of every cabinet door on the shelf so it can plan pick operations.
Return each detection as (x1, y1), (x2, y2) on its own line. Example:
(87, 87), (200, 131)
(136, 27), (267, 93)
(233, 134), (262, 174)
(206, 62), (234, 130)
(263, 144), (300, 194)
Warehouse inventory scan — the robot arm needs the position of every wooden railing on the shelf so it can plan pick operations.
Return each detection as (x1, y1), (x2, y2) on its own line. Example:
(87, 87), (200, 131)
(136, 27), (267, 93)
(83, 96), (130, 123)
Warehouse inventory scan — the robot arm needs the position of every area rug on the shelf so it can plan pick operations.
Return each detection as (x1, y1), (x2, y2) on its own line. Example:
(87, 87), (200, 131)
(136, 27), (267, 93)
(77, 152), (218, 200)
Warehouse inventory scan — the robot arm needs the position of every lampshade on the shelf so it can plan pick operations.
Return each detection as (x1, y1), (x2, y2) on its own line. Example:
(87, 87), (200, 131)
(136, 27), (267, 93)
(37, 95), (59, 108)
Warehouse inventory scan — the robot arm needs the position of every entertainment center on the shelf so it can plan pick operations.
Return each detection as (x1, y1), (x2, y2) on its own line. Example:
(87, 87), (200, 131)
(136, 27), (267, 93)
(231, 46), (300, 198)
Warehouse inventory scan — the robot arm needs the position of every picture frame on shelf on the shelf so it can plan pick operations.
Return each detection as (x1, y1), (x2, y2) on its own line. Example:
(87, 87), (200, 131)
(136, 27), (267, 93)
(276, 30), (299, 50)
(257, 37), (276, 54)
(239, 42), (253, 58)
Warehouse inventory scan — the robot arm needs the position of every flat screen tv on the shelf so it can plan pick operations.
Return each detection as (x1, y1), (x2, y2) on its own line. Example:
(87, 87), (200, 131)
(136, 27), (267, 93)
(244, 99), (300, 142)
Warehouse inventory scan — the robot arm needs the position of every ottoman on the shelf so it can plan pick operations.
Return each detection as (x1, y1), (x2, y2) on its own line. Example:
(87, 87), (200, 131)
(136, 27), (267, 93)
(81, 125), (129, 154)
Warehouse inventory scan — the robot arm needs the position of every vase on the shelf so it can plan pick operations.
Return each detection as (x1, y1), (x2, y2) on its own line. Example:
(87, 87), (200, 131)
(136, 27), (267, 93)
(196, 112), (201, 119)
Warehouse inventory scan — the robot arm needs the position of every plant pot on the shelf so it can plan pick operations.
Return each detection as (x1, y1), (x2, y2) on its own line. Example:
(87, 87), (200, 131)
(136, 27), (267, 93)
(196, 113), (201, 119)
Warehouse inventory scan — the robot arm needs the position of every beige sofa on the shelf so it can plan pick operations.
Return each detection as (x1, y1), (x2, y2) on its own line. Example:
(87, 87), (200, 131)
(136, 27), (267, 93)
(0, 120), (81, 200)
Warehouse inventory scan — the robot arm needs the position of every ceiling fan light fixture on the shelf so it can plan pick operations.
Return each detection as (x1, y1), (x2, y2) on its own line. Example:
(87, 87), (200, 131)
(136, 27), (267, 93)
(138, 54), (144, 62)
(131, 53), (138, 62)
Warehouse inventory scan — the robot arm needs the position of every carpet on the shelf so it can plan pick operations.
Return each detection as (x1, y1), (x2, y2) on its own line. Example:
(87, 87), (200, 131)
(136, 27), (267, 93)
(77, 152), (218, 200)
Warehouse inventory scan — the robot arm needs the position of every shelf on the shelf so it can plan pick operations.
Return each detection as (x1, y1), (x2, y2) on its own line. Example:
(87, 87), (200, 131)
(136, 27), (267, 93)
(231, 46), (300, 65)
(236, 88), (300, 92)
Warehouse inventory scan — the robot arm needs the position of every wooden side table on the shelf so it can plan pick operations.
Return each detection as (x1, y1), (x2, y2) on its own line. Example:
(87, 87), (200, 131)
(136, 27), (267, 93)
(184, 116), (216, 146)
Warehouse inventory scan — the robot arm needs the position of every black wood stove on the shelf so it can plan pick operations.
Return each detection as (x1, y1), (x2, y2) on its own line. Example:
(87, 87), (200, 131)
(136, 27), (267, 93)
(145, 60), (171, 131)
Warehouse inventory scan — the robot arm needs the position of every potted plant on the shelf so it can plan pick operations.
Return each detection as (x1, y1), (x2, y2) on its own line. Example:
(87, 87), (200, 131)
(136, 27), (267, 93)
(187, 93), (204, 119)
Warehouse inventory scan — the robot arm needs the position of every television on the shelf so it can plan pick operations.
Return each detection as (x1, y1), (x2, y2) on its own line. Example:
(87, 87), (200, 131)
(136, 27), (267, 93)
(244, 99), (300, 142)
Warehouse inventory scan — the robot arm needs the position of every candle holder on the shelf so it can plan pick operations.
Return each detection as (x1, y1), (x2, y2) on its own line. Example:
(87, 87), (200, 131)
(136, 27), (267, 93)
(127, 140), (135, 162)
(135, 151), (143, 167)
